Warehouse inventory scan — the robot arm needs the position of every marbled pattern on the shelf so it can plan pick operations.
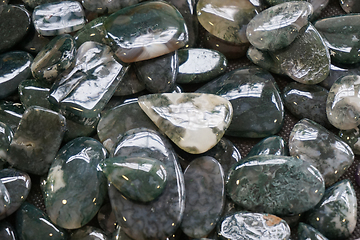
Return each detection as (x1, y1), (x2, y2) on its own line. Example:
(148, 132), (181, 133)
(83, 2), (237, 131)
(247, 136), (288, 157)
(18, 79), (52, 109)
(320, 64), (360, 90)
(298, 222), (329, 240)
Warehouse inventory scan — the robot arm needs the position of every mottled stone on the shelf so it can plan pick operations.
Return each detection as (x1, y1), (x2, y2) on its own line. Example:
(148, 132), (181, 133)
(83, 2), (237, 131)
(320, 64), (360, 90)
(307, 179), (357, 239)
(176, 48), (227, 84)
(49, 41), (129, 119)
(70, 226), (109, 240)
(105, 1), (188, 63)
(110, 128), (185, 240)
(0, 51), (33, 99)
(74, 16), (108, 48)
(247, 46), (284, 75)
(0, 122), (13, 162)
(340, 0), (360, 13)
(247, 2), (312, 51)
(138, 93), (233, 154)
(135, 51), (178, 93)
(339, 127), (360, 155)
(0, 221), (16, 240)
(33, 1), (86, 36)
(227, 155), (325, 215)
(18, 79), (52, 109)
(31, 34), (75, 82)
(298, 222), (329, 240)
(44, 137), (108, 229)
(218, 212), (291, 240)
(283, 82), (331, 127)
(247, 135), (288, 158)
(196, 66), (284, 138)
(181, 156), (225, 238)
(16, 202), (68, 240)
(113, 65), (145, 96)
(97, 203), (117, 235)
(0, 102), (24, 131)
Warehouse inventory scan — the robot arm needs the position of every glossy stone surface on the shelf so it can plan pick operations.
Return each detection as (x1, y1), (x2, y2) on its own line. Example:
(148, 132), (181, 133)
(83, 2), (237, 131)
(181, 156), (225, 238)
(97, 203), (117, 235)
(138, 93), (233, 154)
(100, 156), (167, 202)
(227, 155), (325, 215)
(33, 1), (86, 36)
(196, 66), (284, 138)
(289, 119), (354, 186)
(218, 212), (291, 240)
(0, 51), (33, 99)
(0, 5), (30, 53)
(320, 64), (360, 90)
(340, 127), (360, 155)
(0, 122), (13, 161)
(307, 179), (357, 239)
(44, 137), (107, 229)
(110, 128), (185, 240)
(340, 0), (360, 13)
(298, 222), (329, 240)
(74, 16), (108, 48)
(247, 2), (312, 51)
(16, 202), (68, 240)
(0, 180), (9, 217)
(49, 41), (128, 119)
(82, 0), (141, 14)
(247, 45), (284, 75)
(326, 75), (360, 130)
(31, 34), (75, 82)
(113, 65), (145, 96)
(247, 136), (288, 158)
(0, 221), (16, 240)
(283, 82), (331, 127)
(105, 1), (188, 63)
(176, 48), (227, 84)
(135, 51), (178, 93)
(18, 79), (52, 109)
(0, 101), (24, 131)
(70, 226), (109, 240)
(63, 116), (99, 143)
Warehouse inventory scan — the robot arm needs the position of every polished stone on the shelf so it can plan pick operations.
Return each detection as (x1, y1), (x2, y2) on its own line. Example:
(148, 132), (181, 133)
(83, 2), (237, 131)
(0, 101), (24, 131)
(82, 0), (141, 14)
(320, 64), (360, 90)
(340, 0), (360, 13)
(97, 203), (117, 235)
(339, 127), (360, 155)
(44, 137), (108, 229)
(247, 45), (284, 75)
(247, 135), (288, 157)
(227, 155), (325, 215)
(70, 226), (109, 240)
(0, 122), (13, 162)
(113, 65), (145, 96)
(63, 116), (99, 143)
(138, 93), (233, 154)
(74, 16), (108, 48)
(196, 66), (284, 138)
(298, 222), (329, 240)
(289, 118), (354, 186)
(0, 221), (16, 240)
(105, 1), (188, 63)
(0, 180), (9, 217)
(18, 79), (52, 109)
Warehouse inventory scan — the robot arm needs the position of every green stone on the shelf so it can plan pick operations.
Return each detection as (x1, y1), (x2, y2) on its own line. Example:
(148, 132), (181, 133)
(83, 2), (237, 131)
(113, 65), (145, 96)
(100, 156), (167, 203)
(298, 222), (329, 240)
(74, 17), (108, 48)
(247, 136), (288, 157)
(18, 79), (52, 109)
(0, 101), (24, 131)
(70, 226), (109, 240)
(247, 46), (284, 75)
(63, 116), (99, 143)
(227, 155), (325, 215)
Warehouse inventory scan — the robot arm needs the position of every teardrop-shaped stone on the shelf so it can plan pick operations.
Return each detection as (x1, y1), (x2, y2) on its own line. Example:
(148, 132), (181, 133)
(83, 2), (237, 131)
(196, 66), (284, 138)
(104, 1), (188, 63)
(246, 1), (313, 51)
(340, 0), (360, 13)
(227, 155), (325, 215)
(247, 135), (288, 158)
(18, 79), (52, 109)
(138, 93), (233, 154)
(307, 179), (357, 239)
(0, 221), (16, 240)
(289, 119), (354, 186)
(44, 137), (108, 229)
(181, 156), (225, 238)
(100, 156), (167, 203)
(298, 222), (329, 240)
(70, 226), (109, 240)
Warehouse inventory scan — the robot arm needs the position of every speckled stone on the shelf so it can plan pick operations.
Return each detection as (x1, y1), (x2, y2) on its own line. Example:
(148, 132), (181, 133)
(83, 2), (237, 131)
(0, 221), (16, 240)
(298, 222), (329, 240)
(340, 0), (360, 13)
(307, 179), (357, 240)
(227, 155), (325, 215)
(82, 0), (142, 14)
(0, 101), (24, 131)
(70, 226), (109, 240)
(18, 79), (52, 109)
(74, 16), (108, 48)
(289, 118), (354, 186)
(0, 122), (13, 162)
(138, 93), (233, 154)
(113, 65), (145, 96)
(247, 136), (288, 158)
(339, 127), (360, 155)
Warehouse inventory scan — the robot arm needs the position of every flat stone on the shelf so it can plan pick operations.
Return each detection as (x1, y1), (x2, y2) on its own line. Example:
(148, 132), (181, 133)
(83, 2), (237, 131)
(0, 101), (24, 131)
(138, 93), (233, 154)
(196, 66), (284, 138)
(217, 212), (291, 240)
(320, 64), (360, 90)
(70, 226), (109, 240)
(181, 156), (225, 238)
(298, 222), (329, 240)
(0, 122), (13, 162)
(289, 118), (354, 186)
(33, 1), (86, 36)
(44, 137), (108, 229)
(104, 1), (188, 63)
(0, 221), (16, 240)
(82, 0), (141, 14)
(18, 79), (52, 109)
(227, 155), (325, 215)
(340, 0), (360, 13)
(339, 127), (360, 155)
(307, 179), (357, 239)
(97, 203), (117, 235)
(110, 128), (185, 240)
(113, 65), (145, 96)
(74, 16), (108, 48)
(246, 1), (313, 51)
(247, 135), (288, 157)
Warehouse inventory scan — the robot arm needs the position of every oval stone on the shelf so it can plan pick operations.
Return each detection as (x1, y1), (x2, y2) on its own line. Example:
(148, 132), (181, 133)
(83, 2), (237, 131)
(247, 135), (288, 158)
(0, 180), (9, 217)
(227, 155), (325, 215)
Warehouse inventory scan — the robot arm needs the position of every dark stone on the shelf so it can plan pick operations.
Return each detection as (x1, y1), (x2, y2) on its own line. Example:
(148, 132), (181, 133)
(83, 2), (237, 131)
(18, 79), (52, 109)
(247, 135), (288, 157)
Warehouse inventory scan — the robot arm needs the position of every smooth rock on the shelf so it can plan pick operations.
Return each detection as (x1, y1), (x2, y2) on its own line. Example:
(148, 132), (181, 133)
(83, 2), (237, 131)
(247, 135), (288, 157)
(70, 226), (109, 240)
(0, 51), (33, 99)
(82, 0), (141, 14)
(298, 222), (329, 240)
(110, 128), (185, 240)
(74, 16), (108, 48)
(138, 93), (233, 154)
(340, 0), (360, 13)
(0, 101), (24, 131)
(113, 65), (145, 96)
(18, 79), (52, 109)
(320, 64), (360, 90)
(227, 155), (325, 215)
(217, 212), (291, 240)
(0, 221), (16, 240)
(97, 203), (117, 235)
(181, 156), (225, 238)
(105, 1), (188, 63)
(307, 179), (357, 239)
(196, 66), (284, 138)
(33, 1), (86, 36)
(0, 122), (13, 162)
(247, 45), (284, 75)
(44, 137), (108, 229)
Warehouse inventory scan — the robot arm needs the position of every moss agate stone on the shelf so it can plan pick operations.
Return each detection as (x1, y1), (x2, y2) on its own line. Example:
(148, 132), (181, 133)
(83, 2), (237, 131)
(18, 79), (52, 109)
(113, 65), (145, 96)
(100, 156), (167, 203)
(82, 0), (142, 14)
(247, 136), (288, 157)
(74, 17), (108, 48)
(227, 155), (325, 215)
(44, 137), (108, 229)
(0, 122), (13, 162)
(298, 222), (329, 240)
(197, 66), (284, 138)
(218, 212), (291, 240)
(105, 1), (188, 63)
(246, 2), (312, 51)
(340, 0), (360, 13)
(181, 156), (225, 238)
(70, 226), (109, 240)
(31, 34), (75, 82)
(0, 221), (16, 240)
(307, 179), (357, 239)
(32, 1), (86, 36)
(110, 128), (185, 240)
(16, 203), (68, 240)
(138, 93), (233, 154)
